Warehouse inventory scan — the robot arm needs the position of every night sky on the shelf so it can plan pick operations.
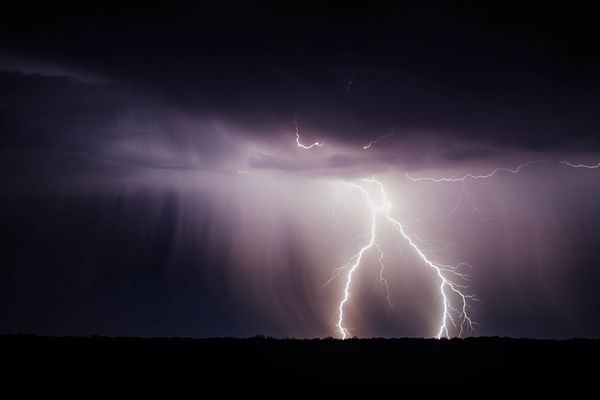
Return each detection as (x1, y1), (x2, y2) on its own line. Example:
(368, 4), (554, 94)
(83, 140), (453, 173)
(2, 3), (600, 338)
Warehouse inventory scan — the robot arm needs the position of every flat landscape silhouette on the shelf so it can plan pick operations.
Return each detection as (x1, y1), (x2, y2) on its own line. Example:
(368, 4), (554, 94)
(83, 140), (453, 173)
(2, 334), (598, 384)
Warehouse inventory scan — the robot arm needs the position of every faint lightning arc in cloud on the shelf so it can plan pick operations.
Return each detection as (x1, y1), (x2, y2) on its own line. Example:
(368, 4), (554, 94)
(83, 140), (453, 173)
(294, 117), (324, 150)
(559, 160), (600, 169)
(404, 160), (547, 183)
(362, 132), (394, 150)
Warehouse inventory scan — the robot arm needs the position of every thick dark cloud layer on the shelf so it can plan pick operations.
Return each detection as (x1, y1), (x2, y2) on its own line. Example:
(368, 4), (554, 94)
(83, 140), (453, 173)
(2, 3), (600, 153)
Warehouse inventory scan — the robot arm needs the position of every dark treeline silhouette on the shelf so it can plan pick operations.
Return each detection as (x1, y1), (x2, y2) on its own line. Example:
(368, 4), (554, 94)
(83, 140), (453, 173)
(2, 335), (598, 384)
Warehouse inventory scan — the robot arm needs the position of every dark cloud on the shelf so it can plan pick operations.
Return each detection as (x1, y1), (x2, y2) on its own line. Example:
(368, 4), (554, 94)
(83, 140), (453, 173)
(0, 71), (237, 177)
(0, 53), (107, 83)
(1, 3), (600, 153)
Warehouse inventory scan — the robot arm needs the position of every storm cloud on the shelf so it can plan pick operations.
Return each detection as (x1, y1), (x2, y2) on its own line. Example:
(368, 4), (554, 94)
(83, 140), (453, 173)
(1, 3), (600, 338)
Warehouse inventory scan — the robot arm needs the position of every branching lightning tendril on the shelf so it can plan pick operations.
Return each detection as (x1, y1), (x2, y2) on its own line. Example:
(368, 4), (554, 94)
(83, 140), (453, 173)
(290, 125), (597, 338)
(362, 132), (394, 150)
(404, 160), (547, 221)
(559, 160), (600, 169)
(404, 160), (547, 183)
(335, 178), (478, 339)
(294, 117), (324, 149)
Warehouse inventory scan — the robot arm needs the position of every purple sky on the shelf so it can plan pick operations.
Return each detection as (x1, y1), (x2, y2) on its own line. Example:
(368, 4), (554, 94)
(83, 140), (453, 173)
(1, 3), (600, 338)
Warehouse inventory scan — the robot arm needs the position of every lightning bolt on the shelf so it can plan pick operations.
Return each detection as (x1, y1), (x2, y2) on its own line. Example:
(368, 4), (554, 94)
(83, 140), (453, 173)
(374, 243), (393, 312)
(362, 132), (394, 150)
(404, 160), (546, 220)
(336, 182), (378, 339)
(335, 178), (477, 339)
(405, 160), (547, 183)
(559, 160), (600, 169)
(294, 117), (324, 149)
(331, 157), (600, 339)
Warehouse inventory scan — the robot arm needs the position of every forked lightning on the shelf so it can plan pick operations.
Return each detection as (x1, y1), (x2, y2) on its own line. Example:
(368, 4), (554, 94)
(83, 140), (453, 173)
(336, 179), (478, 339)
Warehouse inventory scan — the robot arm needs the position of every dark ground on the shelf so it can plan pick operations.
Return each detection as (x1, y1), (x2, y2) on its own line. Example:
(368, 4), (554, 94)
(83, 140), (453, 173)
(1, 335), (598, 386)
